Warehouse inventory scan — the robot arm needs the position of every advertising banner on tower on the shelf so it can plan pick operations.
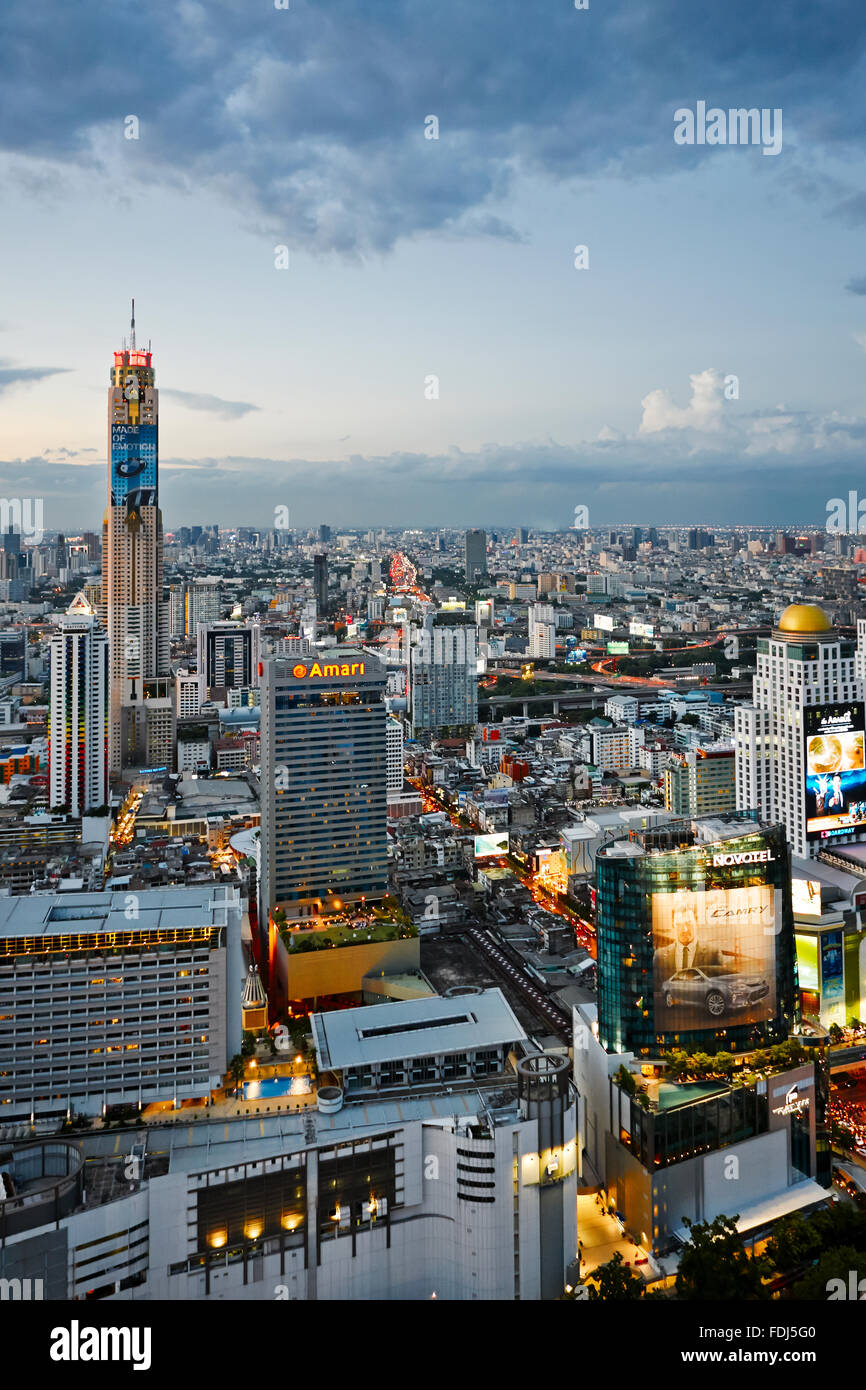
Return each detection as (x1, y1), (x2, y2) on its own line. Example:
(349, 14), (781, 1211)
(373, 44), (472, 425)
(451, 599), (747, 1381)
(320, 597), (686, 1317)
(804, 701), (866, 841)
(652, 884), (778, 1031)
(111, 423), (157, 505)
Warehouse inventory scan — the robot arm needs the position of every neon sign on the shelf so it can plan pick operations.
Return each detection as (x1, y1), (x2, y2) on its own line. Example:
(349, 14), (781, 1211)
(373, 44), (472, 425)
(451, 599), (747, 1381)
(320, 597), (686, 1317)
(292, 661), (365, 679)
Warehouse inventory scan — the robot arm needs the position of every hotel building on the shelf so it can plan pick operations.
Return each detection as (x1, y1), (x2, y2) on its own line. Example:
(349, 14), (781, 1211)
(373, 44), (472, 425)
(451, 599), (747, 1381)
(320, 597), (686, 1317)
(0, 886), (243, 1121)
(259, 650), (388, 922)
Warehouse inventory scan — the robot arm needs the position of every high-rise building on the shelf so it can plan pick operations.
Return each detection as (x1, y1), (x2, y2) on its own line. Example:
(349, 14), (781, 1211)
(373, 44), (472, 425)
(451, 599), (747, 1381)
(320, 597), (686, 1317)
(528, 602), (556, 659)
(49, 593), (109, 815)
(386, 715), (404, 792)
(405, 611), (478, 738)
(102, 304), (173, 773)
(735, 603), (863, 859)
(184, 579), (222, 636)
(260, 650), (388, 921)
(175, 669), (202, 720)
(665, 747), (736, 817)
(318, 524), (331, 543)
(0, 886), (243, 1120)
(595, 816), (797, 1057)
(464, 529), (487, 583)
(313, 553), (328, 615)
(197, 621), (261, 701)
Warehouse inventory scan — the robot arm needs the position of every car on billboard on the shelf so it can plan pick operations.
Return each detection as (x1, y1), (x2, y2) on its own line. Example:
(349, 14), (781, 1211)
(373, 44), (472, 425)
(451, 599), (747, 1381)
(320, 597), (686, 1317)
(660, 965), (770, 1018)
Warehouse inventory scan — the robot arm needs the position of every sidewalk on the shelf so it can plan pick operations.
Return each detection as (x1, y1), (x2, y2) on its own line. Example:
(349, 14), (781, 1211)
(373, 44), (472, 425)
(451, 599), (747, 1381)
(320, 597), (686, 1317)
(577, 1191), (651, 1281)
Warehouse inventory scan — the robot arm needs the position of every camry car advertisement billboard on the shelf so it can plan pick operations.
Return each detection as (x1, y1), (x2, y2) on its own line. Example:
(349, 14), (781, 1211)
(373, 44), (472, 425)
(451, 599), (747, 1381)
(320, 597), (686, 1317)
(804, 702), (866, 841)
(652, 884), (777, 1031)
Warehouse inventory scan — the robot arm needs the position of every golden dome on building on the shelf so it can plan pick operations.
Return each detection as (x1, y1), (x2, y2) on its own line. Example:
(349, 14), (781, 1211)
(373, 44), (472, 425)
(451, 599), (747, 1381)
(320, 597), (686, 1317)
(776, 603), (832, 634)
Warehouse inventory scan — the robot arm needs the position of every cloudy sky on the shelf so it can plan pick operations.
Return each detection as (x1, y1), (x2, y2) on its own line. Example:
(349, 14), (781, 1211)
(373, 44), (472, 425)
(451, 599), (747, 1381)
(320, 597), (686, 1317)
(3, 0), (866, 530)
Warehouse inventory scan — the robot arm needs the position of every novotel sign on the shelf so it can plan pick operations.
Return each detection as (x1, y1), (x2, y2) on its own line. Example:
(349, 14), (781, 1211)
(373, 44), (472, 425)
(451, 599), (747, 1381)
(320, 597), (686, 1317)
(710, 850), (775, 867)
(291, 661), (366, 679)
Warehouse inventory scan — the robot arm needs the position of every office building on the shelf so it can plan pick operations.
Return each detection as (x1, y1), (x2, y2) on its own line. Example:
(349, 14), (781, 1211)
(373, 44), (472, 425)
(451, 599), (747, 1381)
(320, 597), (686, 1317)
(197, 621), (261, 701)
(665, 747), (736, 817)
(49, 593), (109, 816)
(595, 815), (797, 1057)
(735, 603), (862, 858)
(464, 529), (487, 584)
(0, 886), (244, 1120)
(386, 715), (404, 792)
(405, 611), (478, 739)
(260, 649), (388, 921)
(102, 304), (173, 773)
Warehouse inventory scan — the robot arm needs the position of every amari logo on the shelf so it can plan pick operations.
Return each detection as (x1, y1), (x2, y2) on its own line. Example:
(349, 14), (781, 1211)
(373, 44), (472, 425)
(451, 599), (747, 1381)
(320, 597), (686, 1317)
(291, 660), (366, 678)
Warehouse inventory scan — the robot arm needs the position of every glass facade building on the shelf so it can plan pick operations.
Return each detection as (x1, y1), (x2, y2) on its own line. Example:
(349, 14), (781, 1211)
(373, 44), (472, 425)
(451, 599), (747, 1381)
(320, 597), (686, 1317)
(596, 816), (798, 1056)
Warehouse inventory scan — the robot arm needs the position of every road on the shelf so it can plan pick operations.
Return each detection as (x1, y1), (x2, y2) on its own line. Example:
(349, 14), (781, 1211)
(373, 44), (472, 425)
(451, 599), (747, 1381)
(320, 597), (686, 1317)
(465, 925), (573, 1041)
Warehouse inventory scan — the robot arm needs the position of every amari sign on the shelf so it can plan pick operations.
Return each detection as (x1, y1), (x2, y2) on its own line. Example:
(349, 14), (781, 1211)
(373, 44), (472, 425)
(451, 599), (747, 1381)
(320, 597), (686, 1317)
(291, 660), (366, 679)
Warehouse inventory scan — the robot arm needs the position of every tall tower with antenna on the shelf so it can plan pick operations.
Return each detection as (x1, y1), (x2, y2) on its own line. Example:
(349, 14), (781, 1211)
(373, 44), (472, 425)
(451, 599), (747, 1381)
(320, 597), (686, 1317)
(102, 302), (174, 774)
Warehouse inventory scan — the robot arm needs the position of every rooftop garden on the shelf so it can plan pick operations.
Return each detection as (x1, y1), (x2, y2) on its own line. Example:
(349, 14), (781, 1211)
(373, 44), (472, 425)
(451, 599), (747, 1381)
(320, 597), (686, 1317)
(616, 1039), (812, 1111)
(275, 896), (416, 953)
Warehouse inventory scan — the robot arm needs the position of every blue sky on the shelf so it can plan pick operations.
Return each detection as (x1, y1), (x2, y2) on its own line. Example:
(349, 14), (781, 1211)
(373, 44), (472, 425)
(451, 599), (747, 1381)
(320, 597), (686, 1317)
(3, 0), (866, 530)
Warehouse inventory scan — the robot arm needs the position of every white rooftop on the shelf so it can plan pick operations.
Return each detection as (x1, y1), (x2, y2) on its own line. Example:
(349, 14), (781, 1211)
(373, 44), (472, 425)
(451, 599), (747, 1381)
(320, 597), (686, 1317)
(311, 987), (527, 1071)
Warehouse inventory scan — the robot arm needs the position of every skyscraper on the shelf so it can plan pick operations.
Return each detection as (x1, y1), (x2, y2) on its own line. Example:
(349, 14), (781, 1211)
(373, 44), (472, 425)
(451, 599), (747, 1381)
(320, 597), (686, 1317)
(405, 611), (478, 738)
(464, 529), (487, 583)
(102, 304), (173, 773)
(49, 593), (109, 815)
(735, 603), (863, 859)
(260, 650), (388, 921)
(313, 553), (328, 616)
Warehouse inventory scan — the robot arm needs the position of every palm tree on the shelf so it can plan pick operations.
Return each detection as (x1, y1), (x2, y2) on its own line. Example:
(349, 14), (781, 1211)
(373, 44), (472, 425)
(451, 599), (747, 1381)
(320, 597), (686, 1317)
(228, 1054), (245, 1095)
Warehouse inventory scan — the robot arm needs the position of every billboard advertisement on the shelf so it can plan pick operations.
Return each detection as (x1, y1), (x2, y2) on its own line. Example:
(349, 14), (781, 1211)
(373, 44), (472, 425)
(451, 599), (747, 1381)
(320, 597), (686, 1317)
(652, 885), (777, 1031)
(804, 702), (866, 841)
(607, 641), (629, 655)
(594, 613), (614, 633)
(474, 833), (509, 860)
(821, 930), (845, 1026)
(111, 422), (157, 505)
(629, 620), (655, 639)
(792, 877), (822, 917)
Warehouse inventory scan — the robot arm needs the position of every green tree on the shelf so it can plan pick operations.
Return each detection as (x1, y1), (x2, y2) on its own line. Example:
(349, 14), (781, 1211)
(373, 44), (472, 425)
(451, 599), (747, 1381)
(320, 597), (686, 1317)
(765, 1212), (822, 1274)
(587, 1252), (645, 1301)
(675, 1215), (770, 1301)
(614, 1063), (637, 1096)
(790, 1246), (866, 1300)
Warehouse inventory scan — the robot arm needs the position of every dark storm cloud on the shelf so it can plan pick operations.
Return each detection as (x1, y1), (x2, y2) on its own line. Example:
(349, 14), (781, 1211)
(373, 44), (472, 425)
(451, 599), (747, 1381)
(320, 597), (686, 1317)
(845, 275), (866, 295)
(4, 0), (866, 251)
(0, 362), (68, 395)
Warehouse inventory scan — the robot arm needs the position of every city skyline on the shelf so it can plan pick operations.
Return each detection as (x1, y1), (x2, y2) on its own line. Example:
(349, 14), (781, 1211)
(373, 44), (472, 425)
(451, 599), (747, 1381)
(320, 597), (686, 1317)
(3, 0), (866, 1321)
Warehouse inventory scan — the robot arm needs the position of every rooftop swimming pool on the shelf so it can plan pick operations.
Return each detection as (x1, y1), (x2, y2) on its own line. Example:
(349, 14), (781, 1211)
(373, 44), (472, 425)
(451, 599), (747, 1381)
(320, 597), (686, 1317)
(243, 1076), (312, 1100)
